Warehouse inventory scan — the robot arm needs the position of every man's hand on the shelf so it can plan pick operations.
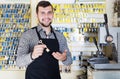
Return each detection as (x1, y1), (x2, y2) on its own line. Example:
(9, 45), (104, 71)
(52, 50), (67, 61)
(32, 44), (47, 59)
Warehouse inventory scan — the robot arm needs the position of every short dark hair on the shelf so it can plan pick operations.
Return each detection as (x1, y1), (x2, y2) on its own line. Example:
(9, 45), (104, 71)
(36, 1), (53, 13)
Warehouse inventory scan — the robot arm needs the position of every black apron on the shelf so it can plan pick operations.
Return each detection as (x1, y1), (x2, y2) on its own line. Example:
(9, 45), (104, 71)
(25, 27), (61, 79)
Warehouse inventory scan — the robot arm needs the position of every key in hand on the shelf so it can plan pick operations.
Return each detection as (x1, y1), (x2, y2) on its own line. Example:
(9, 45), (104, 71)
(38, 40), (50, 52)
(38, 40), (43, 45)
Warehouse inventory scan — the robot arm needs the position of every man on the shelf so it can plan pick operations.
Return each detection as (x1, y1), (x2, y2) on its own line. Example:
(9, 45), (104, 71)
(16, 1), (72, 79)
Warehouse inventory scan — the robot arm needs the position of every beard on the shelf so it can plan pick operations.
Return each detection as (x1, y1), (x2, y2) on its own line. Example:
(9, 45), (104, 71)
(39, 18), (52, 27)
(40, 22), (52, 27)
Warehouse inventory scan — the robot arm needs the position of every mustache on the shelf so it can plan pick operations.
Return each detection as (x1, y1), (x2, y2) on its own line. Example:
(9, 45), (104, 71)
(42, 18), (51, 21)
(40, 22), (52, 27)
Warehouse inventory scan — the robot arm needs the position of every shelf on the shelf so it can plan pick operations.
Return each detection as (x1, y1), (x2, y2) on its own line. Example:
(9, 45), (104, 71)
(52, 23), (77, 28)
(0, 0), (30, 4)
(76, 0), (105, 3)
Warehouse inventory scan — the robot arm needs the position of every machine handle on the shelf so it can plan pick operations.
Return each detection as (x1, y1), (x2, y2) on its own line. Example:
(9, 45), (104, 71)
(93, 37), (99, 51)
(104, 14), (113, 43)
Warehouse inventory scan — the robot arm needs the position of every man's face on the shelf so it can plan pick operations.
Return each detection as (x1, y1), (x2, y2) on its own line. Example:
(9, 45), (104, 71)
(37, 6), (54, 27)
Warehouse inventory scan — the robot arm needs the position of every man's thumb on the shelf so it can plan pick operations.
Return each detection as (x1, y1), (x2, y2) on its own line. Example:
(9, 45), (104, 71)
(64, 49), (67, 53)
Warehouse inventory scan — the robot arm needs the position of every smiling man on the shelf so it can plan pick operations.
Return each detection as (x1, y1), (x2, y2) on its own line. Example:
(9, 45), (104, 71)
(16, 1), (72, 79)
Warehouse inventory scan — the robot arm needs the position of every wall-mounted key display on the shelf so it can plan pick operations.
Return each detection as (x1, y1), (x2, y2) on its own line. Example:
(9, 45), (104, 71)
(51, 0), (106, 72)
(0, 3), (31, 70)
(52, 3), (105, 24)
(52, 1), (106, 44)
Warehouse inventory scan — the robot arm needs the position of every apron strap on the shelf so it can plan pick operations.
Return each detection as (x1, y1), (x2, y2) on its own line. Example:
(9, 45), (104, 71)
(32, 26), (60, 53)
(35, 27), (41, 40)
(50, 26), (57, 39)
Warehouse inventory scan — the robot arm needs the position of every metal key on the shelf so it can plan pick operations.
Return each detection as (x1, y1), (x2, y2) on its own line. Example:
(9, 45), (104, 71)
(38, 40), (50, 52)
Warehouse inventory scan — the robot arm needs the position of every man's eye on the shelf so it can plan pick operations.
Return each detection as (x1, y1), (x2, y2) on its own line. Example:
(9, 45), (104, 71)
(48, 11), (53, 14)
(41, 12), (45, 15)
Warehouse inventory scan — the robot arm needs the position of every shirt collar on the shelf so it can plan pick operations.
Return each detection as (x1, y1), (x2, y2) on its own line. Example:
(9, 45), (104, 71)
(37, 25), (54, 34)
(37, 25), (43, 32)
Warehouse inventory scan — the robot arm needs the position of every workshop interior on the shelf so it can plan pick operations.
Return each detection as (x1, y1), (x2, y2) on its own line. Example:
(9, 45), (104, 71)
(0, 0), (120, 79)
